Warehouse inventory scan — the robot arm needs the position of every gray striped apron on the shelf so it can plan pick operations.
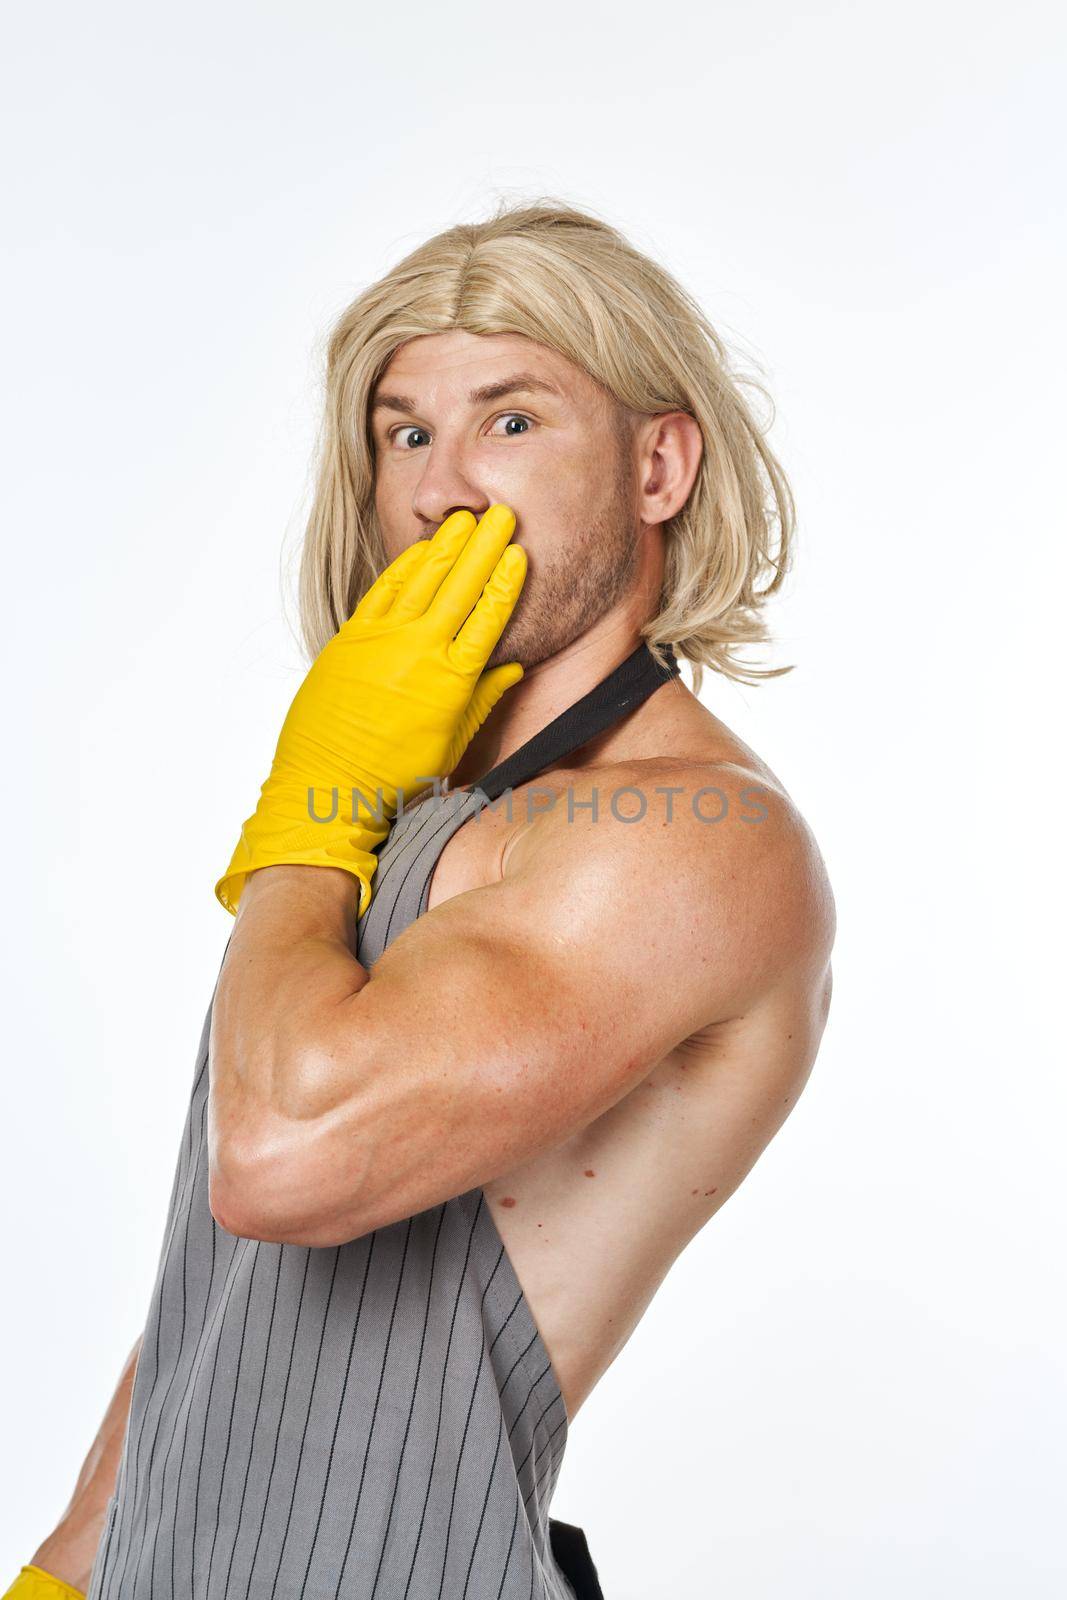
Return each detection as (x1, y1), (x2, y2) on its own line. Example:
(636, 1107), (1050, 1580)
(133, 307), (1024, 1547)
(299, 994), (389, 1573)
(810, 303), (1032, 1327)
(88, 640), (679, 1600)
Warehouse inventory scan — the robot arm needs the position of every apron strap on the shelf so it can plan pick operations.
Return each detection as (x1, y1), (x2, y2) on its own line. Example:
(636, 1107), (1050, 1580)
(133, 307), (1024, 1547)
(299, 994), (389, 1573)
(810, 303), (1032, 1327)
(473, 640), (681, 802)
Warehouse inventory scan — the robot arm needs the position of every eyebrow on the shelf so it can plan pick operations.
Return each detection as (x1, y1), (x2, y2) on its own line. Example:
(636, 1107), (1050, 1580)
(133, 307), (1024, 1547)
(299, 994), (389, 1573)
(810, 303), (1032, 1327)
(370, 372), (565, 417)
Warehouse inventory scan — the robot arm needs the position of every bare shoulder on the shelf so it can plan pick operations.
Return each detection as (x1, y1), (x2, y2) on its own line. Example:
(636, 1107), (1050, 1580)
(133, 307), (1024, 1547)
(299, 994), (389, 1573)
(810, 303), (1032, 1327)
(502, 753), (836, 1026)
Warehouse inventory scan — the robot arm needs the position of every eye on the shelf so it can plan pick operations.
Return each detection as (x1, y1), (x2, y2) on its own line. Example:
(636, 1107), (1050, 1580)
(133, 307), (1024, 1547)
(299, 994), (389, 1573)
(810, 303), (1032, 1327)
(385, 412), (537, 451)
(488, 412), (534, 437)
(390, 425), (432, 450)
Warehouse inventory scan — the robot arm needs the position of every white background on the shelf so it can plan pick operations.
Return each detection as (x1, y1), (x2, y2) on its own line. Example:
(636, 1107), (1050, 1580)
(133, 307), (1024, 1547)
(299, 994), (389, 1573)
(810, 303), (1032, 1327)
(2, 3), (1064, 1595)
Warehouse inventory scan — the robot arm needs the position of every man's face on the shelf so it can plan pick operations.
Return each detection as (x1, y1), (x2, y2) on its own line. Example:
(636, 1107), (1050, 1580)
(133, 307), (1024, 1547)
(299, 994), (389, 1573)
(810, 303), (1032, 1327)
(369, 330), (642, 671)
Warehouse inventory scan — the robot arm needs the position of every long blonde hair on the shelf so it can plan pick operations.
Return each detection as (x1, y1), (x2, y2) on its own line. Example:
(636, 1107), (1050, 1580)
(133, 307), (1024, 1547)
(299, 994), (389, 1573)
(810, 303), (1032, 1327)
(298, 198), (796, 693)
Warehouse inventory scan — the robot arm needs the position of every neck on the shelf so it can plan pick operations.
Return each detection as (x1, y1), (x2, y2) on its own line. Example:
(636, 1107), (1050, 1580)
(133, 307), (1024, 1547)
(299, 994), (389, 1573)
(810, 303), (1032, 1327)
(448, 607), (651, 794)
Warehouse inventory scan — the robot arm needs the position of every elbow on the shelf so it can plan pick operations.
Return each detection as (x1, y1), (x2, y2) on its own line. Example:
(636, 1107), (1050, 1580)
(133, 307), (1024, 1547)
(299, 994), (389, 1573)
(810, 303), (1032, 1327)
(207, 1131), (274, 1242)
(207, 1034), (331, 1242)
(207, 1097), (374, 1250)
(208, 1188), (249, 1241)
(208, 1154), (321, 1247)
(207, 1109), (311, 1245)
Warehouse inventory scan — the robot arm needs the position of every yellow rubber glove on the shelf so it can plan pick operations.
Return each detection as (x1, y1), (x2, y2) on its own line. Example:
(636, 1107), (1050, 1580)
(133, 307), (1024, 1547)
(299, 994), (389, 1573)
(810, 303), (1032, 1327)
(2, 1567), (84, 1599)
(215, 504), (527, 919)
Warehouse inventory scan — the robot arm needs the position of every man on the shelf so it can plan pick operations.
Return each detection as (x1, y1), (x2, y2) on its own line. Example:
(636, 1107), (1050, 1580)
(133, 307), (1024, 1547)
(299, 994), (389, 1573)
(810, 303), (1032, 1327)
(9, 201), (834, 1600)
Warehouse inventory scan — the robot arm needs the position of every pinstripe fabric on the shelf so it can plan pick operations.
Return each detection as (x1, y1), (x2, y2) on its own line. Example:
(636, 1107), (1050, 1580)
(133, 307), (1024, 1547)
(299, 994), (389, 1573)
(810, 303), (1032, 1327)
(88, 641), (679, 1598)
(87, 787), (576, 1600)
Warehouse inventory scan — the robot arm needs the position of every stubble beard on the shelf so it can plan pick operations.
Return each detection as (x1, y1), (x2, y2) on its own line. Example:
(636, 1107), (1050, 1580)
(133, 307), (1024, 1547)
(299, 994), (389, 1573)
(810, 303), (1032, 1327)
(483, 448), (641, 673)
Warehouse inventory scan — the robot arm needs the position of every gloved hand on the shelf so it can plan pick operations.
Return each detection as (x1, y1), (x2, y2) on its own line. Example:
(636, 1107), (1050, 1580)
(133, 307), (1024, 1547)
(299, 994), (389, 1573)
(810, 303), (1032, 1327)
(2, 1566), (85, 1598)
(215, 504), (527, 919)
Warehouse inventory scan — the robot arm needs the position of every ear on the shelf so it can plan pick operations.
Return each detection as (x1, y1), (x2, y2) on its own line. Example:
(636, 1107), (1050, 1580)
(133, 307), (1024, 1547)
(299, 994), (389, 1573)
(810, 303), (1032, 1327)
(634, 412), (704, 525)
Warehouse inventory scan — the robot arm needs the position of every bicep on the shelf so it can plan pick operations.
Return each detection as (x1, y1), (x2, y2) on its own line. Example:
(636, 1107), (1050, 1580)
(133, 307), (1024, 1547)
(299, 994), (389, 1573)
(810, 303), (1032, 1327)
(282, 816), (714, 1245)
(266, 775), (824, 1247)
(333, 857), (699, 1222)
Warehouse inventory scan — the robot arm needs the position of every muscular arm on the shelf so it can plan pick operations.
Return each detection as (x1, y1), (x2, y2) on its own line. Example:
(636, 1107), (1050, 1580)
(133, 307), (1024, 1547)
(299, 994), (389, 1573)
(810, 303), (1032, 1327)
(28, 1333), (141, 1593)
(208, 764), (834, 1249)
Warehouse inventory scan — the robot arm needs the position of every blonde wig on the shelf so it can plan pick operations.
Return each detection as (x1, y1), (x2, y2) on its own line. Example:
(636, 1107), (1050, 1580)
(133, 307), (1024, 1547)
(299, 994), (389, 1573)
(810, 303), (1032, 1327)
(298, 199), (796, 694)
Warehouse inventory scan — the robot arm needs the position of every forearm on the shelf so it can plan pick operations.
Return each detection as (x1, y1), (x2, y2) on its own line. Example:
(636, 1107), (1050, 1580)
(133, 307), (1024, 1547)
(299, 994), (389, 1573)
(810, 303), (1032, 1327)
(209, 509), (525, 1226)
(28, 1334), (142, 1593)
(209, 865), (374, 1213)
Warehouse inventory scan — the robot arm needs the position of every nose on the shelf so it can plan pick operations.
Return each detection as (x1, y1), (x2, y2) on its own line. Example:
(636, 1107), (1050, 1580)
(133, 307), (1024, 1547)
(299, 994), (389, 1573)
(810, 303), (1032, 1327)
(410, 435), (492, 532)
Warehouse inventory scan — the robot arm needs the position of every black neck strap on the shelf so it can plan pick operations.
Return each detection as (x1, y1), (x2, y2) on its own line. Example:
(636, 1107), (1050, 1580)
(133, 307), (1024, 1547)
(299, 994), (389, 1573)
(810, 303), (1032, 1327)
(469, 641), (681, 803)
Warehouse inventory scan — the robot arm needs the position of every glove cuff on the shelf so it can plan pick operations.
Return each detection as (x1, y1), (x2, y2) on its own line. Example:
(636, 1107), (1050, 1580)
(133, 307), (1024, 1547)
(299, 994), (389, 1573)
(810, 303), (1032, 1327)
(8, 1565), (86, 1598)
(215, 825), (387, 919)
(215, 772), (398, 918)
